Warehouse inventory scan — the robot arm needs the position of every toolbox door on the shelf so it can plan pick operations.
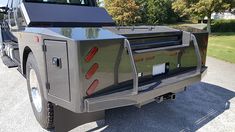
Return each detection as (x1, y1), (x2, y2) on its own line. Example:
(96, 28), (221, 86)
(44, 40), (70, 102)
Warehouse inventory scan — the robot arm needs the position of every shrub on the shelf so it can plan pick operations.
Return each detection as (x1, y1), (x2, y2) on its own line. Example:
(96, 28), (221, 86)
(0, 14), (3, 20)
(211, 19), (235, 32)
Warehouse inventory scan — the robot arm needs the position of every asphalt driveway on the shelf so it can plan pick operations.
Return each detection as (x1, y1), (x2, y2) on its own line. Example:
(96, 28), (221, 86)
(0, 57), (235, 132)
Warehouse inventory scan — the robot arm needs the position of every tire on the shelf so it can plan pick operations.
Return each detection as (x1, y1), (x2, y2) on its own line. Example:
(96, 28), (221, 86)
(26, 53), (54, 130)
(0, 44), (6, 57)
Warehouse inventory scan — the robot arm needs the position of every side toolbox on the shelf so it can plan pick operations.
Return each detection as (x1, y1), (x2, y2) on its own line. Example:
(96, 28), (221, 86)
(44, 40), (70, 102)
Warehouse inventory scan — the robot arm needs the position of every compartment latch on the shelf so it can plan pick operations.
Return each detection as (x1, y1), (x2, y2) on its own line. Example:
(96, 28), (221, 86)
(52, 57), (62, 68)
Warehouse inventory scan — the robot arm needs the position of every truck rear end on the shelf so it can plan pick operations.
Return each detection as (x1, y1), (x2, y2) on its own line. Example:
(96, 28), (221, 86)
(37, 26), (208, 113)
(83, 26), (208, 112)
(0, 0), (208, 130)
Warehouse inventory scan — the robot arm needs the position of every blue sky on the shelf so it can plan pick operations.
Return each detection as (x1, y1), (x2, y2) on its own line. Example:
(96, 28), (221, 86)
(0, 0), (8, 6)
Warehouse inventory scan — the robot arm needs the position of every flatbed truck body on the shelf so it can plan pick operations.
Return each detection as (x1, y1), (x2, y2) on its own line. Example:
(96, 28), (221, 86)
(0, 0), (208, 130)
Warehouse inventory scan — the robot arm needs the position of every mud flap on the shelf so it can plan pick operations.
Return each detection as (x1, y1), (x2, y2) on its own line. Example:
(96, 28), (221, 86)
(54, 105), (105, 132)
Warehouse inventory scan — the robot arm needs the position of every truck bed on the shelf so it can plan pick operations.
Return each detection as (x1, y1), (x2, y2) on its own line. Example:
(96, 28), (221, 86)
(78, 26), (204, 99)
(20, 26), (208, 113)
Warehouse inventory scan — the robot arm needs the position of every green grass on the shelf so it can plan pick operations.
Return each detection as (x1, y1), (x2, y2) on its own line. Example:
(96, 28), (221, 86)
(208, 32), (235, 63)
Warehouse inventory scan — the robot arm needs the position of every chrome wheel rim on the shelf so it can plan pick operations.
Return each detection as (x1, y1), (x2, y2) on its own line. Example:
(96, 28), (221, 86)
(30, 69), (42, 113)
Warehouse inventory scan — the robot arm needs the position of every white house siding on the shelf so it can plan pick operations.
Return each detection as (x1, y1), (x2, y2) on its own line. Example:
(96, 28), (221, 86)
(212, 11), (235, 20)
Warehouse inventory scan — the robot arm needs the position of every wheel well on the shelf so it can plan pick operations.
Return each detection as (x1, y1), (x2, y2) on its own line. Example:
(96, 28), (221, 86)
(22, 46), (32, 76)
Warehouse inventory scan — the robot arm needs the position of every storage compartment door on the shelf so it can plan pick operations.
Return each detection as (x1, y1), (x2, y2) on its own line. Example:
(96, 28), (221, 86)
(44, 40), (70, 102)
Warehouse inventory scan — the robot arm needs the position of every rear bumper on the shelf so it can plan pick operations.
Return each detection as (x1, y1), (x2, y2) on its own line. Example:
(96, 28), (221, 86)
(84, 68), (207, 112)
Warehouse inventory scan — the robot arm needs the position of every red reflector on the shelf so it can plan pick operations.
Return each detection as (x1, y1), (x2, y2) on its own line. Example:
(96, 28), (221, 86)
(85, 63), (99, 79)
(86, 80), (99, 96)
(85, 47), (98, 62)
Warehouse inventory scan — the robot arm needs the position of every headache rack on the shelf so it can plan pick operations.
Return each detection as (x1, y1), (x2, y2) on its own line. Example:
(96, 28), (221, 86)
(125, 34), (202, 95)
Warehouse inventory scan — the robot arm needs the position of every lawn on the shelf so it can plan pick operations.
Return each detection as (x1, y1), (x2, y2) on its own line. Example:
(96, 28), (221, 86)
(208, 32), (235, 63)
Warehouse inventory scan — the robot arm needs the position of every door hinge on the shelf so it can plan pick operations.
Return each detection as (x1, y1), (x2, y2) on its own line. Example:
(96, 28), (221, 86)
(42, 45), (47, 52)
(46, 82), (50, 90)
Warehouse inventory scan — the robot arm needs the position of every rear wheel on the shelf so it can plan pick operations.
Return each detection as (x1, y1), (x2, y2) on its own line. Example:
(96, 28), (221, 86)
(0, 44), (6, 57)
(26, 53), (54, 130)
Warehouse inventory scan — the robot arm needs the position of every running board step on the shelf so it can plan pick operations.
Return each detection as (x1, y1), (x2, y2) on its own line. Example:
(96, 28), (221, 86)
(1, 56), (18, 68)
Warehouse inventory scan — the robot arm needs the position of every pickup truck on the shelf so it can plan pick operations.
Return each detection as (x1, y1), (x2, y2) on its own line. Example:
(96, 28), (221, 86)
(0, 0), (208, 130)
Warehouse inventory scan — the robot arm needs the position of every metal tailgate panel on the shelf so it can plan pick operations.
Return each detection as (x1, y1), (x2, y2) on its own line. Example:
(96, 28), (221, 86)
(45, 40), (70, 102)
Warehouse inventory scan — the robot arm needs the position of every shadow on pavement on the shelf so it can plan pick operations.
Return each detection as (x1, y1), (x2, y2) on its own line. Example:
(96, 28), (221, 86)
(89, 82), (235, 132)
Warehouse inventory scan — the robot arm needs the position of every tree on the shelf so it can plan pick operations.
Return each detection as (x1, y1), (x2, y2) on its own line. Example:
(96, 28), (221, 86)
(225, 0), (235, 13)
(136, 0), (180, 25)
(104, 0), (141, 25)
(147, 0), (179, 24)
(172, 0), (230, 33)
(135, 0), (148, 23)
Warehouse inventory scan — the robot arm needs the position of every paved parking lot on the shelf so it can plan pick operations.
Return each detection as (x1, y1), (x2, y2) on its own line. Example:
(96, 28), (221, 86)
(0, 57), (235, 132)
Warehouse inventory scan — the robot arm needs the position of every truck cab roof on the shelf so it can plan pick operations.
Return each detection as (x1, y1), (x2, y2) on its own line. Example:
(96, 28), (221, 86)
(24, 0), (97, 7)
(5, 0), (115, 28)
